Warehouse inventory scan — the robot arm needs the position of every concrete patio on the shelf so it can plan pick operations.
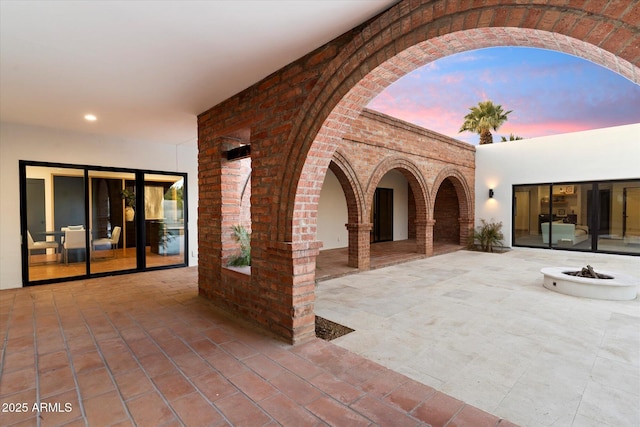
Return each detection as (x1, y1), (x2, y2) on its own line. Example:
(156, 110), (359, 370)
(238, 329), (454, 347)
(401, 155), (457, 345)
(316, 248), (640, 427)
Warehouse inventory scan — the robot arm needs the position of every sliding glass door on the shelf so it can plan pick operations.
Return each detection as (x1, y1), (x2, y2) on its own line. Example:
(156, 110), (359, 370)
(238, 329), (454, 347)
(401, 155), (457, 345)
(21, 161), (188, 285)
(513, 179), (640, 255)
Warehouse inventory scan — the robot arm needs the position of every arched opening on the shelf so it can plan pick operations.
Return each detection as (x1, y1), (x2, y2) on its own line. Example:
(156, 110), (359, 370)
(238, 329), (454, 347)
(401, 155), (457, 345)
(198, 0), (638, 343)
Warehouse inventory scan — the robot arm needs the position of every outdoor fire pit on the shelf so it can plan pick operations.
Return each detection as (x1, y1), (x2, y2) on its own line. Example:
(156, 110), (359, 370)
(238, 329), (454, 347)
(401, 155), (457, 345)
(541, 265), (638, 301)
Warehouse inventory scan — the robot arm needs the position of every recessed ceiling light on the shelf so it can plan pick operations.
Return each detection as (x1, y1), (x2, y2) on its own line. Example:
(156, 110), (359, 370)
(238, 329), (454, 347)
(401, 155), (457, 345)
(84, 114), (97, 122)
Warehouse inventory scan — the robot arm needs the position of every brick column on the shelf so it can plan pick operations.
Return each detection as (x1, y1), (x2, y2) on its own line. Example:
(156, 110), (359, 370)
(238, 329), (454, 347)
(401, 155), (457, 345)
(345, 222), (372, 270)
(415, 219), (435, 256)
(261, 240), (323, 344)
(459, 218), (474, 247)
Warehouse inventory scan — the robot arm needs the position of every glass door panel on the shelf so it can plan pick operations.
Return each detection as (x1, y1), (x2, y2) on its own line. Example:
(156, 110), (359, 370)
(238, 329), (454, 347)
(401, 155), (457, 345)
(26, 165), (88, 281)
(603, 181), (640, 254)
(513, 184), (548, 248)
(551, 184), (591, 250)
(143, 174), (186, 267)
(88, 171), (137, 274)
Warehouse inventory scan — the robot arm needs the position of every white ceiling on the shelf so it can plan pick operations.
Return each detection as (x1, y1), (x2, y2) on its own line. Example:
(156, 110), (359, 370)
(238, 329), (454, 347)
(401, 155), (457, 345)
(0, 0), (398, 146)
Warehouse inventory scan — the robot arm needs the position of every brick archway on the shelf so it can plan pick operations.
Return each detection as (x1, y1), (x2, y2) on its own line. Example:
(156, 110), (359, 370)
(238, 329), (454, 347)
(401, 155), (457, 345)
(198, 0), (639, 342)
(328, 151), (368, 268)
(432, 168), (474, 246)
(367, 156), (431, 255)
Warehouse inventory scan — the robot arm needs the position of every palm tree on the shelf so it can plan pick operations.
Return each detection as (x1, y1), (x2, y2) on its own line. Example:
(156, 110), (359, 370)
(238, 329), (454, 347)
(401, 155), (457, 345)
(459, 100), (512, 145)
(500, 133), (523, 142)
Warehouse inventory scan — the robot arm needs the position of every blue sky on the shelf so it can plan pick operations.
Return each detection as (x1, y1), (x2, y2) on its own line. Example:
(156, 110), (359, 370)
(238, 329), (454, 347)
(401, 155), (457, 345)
(367, 47), (640, 145)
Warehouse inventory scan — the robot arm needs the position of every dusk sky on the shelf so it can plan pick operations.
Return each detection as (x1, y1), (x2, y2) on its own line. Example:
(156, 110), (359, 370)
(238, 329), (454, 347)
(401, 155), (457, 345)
(368, 47), (640, 145)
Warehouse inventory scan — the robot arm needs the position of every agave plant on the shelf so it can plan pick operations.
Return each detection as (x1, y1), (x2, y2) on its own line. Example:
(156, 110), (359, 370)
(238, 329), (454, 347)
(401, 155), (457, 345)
(228, 224), (251, 266)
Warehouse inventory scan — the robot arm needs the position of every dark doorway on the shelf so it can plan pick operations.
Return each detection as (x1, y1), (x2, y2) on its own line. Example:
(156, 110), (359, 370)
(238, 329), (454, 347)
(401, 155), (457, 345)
(373, 188), (393, 242)
(588, 189), (611, 237)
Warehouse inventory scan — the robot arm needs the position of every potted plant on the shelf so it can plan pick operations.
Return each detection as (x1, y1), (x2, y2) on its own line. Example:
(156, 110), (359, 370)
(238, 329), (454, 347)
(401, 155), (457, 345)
(120, 189), (136, 221)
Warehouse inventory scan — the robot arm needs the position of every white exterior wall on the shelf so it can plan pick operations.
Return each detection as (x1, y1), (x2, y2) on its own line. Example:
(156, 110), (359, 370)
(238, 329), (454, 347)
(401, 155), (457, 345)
(475, 123), (640, 247)
(0, 122), (199, 289)
(317, 169), (409, 250)
(317, 169), (349, 250)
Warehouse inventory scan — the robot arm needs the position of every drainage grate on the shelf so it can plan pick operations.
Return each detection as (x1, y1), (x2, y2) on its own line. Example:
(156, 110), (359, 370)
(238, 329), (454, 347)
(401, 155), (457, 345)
(315, 316), (355, 341)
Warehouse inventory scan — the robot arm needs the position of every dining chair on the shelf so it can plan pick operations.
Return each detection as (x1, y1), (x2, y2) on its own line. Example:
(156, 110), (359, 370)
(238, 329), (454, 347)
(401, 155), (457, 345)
(91, 226), (121, 259)
(63, 229), (86, 264)
(27, 230), (59, 265)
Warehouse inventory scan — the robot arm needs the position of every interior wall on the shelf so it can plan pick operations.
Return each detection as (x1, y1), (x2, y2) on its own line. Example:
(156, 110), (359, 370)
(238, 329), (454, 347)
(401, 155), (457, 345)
(0, 122), (199, 289)
(317, 169), (349, 250)
(475, 123), (640, 247)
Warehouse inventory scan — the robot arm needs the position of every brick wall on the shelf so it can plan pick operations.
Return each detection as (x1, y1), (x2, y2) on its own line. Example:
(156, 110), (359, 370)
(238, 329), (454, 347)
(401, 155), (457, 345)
(198, 0), (638, 343)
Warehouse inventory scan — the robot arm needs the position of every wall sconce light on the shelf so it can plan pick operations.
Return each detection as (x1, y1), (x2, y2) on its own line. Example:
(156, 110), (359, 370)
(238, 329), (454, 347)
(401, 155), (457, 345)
(489, 189), (494, 198)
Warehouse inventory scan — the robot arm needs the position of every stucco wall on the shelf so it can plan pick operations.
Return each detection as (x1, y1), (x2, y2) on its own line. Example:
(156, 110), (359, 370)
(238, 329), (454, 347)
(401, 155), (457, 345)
(475, 123), (640, 247)
(0, 122), (199, 289)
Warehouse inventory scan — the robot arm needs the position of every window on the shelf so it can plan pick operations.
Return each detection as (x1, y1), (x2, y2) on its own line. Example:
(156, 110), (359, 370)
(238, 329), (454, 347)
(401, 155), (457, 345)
(513, 179), (640, 255)
(20, 161), (188, 285)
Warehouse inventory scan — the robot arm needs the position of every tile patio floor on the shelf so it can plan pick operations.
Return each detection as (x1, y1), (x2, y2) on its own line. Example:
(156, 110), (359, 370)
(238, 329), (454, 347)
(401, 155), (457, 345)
(316, 248), (640, 427)
(1, 265), (516, 426)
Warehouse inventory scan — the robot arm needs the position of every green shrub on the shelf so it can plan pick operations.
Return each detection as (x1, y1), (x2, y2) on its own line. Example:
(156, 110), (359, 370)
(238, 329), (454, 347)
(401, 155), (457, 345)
(472, 219), (504, 252)
(227, 225), (251, 266)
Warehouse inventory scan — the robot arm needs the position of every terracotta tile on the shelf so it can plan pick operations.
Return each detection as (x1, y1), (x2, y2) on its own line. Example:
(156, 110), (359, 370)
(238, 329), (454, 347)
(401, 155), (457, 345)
(66, 334), (97, 354)
(305, 396), (370, 426)
(171, 351), (211, 378)
(127, 391), (177, 427)
(0, 388), (37, 425)
(77, 367), (115, 399)
(360, 368), (410, 398)
(83, 389), (129, 425)
(412, 391), (465, 427)
(72, 350), (105, 374)
(36, 333), (66, 355)
(38, 350), (70, 373)
(138, 353), (175, 378)
(334, 358), (387, 386)
(447, 405), (501, 427)
(39, 366), (76, 398)
(157, 337), (192, 357)
(102, 351), (140, 374)
(2, 348), (35, 373)
(243, 354), (287, 380)
(0, 367), (36, 395)
(259, 393), (322, 426)
(36, 388), (82, 426)
(269, 372), (322, 405)
(202, 327), (234, 344)
(307, 371), (364, 404)
(228, 370), (278, 402)
(268, 351), (325, 380)
(6, 335), (36, 354)
(171, 392), (225, 426)
(189, 338), (220, 358)
(126, 337), (160, 358)
(153, 372), (196, 401)
(351, 394), (420, 427)
(215, 392), (271, 426)
(114, 369), (155, 400)
(191, 371), (236, 402)
(220, 340), (257, 360)
(384, 378), (435, 413)
(203, 348), (249, 378)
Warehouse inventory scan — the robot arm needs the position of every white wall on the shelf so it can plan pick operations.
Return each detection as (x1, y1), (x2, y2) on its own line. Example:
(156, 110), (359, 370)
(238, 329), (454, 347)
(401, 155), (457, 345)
(317, 170), (349, 250)
(0, 122), (199, 289)
(317, 168), (409, 250)
(475, 123), (640, 247)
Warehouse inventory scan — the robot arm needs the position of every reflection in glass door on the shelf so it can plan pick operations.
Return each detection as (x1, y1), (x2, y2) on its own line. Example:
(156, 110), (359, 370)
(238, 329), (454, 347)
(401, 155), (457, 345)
(88, 171), (137, 274)
(25, 165), (88, 281)
(144, 174), (186, 268)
